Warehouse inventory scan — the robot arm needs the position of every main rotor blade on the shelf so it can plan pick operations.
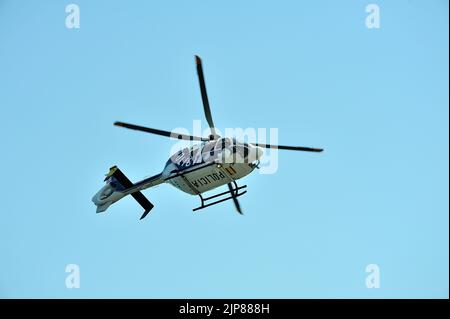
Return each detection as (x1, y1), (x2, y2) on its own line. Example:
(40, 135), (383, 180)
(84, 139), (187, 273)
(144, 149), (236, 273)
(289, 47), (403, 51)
(255, 143), (323, 152)
(195, 55), (217, 137)
(114, 122), (208, 141)
(114, 122), (323, 151)
(227, 183), (243, 215)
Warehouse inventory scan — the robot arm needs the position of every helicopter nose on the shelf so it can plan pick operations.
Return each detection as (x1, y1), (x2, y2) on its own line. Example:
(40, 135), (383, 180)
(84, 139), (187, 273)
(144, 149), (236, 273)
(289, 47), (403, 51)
(255, 146), (264, 160)
(245, 145), (264, 162)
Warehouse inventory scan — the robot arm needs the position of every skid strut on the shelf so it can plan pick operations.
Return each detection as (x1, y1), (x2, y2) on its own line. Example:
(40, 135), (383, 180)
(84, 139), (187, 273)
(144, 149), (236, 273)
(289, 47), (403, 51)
(193, 181), (247, 211)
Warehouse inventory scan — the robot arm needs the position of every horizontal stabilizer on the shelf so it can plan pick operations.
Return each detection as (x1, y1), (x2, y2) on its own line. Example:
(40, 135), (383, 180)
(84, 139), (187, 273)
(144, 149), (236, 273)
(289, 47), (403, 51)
(107, 166), (155, 220)
(131, 191), (154, 220)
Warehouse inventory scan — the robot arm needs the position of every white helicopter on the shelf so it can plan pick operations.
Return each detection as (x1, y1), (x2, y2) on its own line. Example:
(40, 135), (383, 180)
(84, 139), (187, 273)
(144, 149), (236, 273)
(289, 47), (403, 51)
(92, 56), (323, 219)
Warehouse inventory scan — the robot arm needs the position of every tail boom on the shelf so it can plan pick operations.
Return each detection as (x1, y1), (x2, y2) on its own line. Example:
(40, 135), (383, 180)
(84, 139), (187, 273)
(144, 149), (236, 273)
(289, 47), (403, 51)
(92, 166), (163, 220)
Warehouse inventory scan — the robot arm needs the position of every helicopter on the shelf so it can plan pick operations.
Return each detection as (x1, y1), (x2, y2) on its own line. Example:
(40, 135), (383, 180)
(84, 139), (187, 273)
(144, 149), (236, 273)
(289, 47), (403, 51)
(92, 56), (323, 220)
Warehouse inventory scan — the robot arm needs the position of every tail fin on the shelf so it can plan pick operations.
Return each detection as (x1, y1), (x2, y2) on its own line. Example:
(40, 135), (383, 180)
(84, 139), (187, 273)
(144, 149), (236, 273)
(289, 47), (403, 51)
(94, 166), (155, 220)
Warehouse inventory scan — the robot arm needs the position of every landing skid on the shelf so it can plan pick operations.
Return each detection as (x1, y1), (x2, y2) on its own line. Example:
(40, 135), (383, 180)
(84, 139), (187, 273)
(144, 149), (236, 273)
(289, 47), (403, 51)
(193, 181), (247, 211)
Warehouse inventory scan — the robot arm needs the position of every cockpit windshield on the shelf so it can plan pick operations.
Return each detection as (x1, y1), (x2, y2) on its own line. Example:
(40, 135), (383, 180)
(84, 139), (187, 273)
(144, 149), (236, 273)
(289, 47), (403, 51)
(215, 137), (232, 150)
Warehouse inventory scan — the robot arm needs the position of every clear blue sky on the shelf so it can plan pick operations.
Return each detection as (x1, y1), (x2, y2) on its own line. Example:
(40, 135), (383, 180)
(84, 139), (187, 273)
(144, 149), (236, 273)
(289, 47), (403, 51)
(0, 0), (448, 298)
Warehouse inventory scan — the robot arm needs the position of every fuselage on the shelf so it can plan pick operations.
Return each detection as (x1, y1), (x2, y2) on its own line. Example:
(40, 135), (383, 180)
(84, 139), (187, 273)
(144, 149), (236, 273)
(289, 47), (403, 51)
(92, 137), (263, 212)
(162, 137), (263, 195)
